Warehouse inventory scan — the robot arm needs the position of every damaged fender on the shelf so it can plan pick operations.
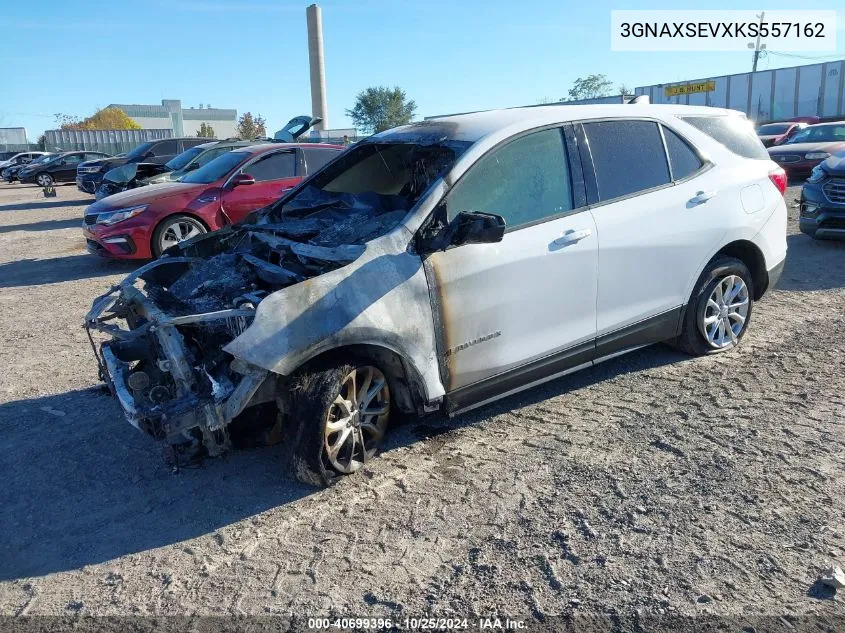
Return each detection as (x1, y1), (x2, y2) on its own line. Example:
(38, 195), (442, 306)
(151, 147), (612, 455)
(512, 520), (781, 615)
(223, 227), (445, 404)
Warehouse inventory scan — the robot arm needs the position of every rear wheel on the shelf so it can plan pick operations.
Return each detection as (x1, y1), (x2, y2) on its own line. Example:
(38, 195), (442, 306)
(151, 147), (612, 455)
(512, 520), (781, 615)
(677, 256), (754, 356)
(36, 173), (53, 187)
(151, 214), (207, 257)
(289, 362), (391, 487)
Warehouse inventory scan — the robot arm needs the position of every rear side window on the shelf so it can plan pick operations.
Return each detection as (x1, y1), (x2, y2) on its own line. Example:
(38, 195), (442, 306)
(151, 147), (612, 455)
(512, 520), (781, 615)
(680, 116), (768, 160)
(583, 120), (670, 202)
(153, 140), (178, 156)
(662, 126), (704, 181)
(244, 151), (296, 181)
(303, 147), (339, 174)
(447, 128), (573, 229)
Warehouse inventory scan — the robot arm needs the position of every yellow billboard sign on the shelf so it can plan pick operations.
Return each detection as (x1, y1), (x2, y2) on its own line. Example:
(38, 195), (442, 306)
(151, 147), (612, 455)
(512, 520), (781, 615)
(665, 81), (716, 97)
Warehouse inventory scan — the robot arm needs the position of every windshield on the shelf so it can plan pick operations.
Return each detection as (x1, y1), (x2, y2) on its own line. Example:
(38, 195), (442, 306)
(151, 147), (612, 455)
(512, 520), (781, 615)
(757, 123), (791, 135)
(180, 151), (247, 184)
(246, 138), (471, 247)
(787, 125), (845, 144)
(165, 146), (206, 171)
(124, 142), (154, 161)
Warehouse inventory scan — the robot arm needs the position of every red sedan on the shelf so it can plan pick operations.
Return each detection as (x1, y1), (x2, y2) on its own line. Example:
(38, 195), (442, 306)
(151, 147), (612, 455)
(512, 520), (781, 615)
(83, 143), (343, 259)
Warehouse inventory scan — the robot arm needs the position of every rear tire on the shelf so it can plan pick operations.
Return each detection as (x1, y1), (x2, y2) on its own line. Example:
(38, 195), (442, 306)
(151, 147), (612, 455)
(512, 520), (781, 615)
(151, 214), (207, 257)
(676, 256), (754, 356)
(289, 362), (391, 487)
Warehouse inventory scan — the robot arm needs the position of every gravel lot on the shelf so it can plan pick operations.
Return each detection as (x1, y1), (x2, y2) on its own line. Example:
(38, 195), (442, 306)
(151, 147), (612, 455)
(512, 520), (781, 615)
(0, 182), (843, 623)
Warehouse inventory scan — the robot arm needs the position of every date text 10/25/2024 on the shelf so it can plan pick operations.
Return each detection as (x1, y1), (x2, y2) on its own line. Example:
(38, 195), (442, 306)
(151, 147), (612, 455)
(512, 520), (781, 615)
(307, 617), (527, 630)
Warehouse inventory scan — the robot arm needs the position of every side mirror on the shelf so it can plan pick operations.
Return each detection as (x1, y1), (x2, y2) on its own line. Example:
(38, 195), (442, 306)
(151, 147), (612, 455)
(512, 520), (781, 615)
(419, 211), (506, 252)
(451, 211), (506, 247)
(229, 173), (256, 188)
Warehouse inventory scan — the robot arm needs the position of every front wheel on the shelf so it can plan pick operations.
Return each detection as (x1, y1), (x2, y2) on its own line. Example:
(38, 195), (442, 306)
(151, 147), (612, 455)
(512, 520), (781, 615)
(676, 256), (754, 356)
(151, 214), (207, 257)
(289, 362), (391, 487)
(36, 173), (53, 187)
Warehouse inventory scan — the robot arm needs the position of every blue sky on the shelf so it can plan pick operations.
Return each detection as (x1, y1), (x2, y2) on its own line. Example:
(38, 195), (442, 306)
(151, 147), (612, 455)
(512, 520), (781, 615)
(1, 0), (843, 139)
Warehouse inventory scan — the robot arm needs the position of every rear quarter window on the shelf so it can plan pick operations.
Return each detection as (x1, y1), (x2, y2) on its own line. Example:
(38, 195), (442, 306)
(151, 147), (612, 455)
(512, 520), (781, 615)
(680, 116), (769, 160)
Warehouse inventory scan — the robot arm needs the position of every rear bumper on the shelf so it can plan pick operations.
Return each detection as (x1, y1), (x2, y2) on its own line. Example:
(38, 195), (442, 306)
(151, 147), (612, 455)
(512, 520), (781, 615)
(766, 259), (785, 292)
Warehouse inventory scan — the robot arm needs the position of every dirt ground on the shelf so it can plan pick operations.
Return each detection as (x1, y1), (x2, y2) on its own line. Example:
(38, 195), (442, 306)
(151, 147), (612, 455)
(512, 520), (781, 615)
(0, 181), (843, 623)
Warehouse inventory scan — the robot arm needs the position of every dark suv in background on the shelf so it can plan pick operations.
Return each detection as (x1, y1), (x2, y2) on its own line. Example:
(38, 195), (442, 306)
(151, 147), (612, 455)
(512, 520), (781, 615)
(76, 137), (208, 194)
(18, 151), (111, 186)
(800, 151), (845, 240)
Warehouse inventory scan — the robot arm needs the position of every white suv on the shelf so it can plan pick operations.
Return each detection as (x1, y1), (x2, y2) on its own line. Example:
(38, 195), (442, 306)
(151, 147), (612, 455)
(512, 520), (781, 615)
(87, 105), (787, 486)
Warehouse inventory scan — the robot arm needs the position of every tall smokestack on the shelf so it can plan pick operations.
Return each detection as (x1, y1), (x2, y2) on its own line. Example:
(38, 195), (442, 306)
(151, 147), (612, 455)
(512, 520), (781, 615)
(306, 4), (328, 131)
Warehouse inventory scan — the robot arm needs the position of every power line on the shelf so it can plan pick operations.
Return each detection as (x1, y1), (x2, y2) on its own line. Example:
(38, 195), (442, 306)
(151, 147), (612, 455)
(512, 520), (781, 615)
(767, 51), (845, 62)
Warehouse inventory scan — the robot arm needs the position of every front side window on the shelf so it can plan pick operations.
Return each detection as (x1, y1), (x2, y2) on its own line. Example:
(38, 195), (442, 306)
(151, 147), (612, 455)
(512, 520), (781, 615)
(243, 151), (296, 182)
(62, 154), (83, 165)
(662, 126), (703, 181)
(446, 128), (572, 228)
(583, 120), (671, 202)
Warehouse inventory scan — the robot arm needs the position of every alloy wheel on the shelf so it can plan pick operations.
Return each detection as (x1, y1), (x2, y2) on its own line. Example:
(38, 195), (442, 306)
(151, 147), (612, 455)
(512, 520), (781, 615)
(323, 366), (390, 474)
(700, 274), (749, 349)
(36, 174), (52, 187)
(160, 220), (204, 251)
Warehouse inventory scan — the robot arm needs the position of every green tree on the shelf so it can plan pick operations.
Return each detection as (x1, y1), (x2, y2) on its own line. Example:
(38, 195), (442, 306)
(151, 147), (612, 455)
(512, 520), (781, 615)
(236, 112), (267, 139)
(37, 134), (46, 151)
(565, 74), (614, 101)
(196, 122), (216, 138)
(55, 107), (141, 130)
(618, 83), (633, 96)
(346, 86), (417, 134)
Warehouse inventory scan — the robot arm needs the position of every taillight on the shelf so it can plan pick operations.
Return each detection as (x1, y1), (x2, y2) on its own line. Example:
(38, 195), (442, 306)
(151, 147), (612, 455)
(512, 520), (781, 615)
(768, 167), (787, 196)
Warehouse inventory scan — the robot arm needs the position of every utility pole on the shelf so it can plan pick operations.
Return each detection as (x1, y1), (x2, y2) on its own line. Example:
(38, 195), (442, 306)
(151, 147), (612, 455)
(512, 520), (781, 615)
(751, 11), (765, 72)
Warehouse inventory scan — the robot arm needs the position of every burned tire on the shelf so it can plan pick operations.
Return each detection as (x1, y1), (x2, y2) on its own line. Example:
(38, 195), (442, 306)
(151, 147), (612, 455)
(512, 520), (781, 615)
(151, 214), (207, 257)
(289, 362), (391, 487)
(676, 256), (754, 356)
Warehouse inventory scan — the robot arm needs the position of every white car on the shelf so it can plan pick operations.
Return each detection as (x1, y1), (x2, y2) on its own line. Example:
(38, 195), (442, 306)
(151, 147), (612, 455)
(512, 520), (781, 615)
(87, 104), (787, 486)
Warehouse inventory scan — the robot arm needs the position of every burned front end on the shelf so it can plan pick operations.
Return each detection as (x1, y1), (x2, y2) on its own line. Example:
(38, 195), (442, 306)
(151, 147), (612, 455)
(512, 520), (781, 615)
(86, 255), (278, 457)
(85, 191), (408, 458)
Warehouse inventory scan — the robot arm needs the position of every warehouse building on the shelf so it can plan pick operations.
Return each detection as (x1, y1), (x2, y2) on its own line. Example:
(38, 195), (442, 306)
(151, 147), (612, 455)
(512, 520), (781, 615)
(107, 99), (238, 138)
(634, 60), (845, 124)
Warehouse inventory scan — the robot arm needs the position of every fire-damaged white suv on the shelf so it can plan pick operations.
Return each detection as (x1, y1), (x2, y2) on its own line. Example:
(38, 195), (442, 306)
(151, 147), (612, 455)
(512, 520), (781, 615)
(86, 105), (787, 486)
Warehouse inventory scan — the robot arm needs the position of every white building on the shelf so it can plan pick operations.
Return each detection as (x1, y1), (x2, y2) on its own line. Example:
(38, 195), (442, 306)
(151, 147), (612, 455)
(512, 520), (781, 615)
(108, 99), (238, 139)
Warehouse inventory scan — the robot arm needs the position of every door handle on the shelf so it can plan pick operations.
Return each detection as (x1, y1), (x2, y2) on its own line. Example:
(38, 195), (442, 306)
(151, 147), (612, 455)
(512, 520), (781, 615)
(551, 228), (592, 247)
(689, 190), (717, 205)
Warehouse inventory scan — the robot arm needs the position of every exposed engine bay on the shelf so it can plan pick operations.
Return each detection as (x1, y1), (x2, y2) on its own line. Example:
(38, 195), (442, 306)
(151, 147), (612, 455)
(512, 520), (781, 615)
(86, 139), (468, 463)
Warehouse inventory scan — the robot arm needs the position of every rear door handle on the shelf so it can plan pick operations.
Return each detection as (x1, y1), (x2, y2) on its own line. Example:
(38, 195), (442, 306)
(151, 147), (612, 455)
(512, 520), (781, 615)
(551, 228), (592, 247)
(689, 190), (717, 205)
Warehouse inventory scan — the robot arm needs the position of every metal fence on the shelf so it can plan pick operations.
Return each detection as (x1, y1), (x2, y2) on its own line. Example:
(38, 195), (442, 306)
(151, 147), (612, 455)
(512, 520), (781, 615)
(41, 128), (173, 155)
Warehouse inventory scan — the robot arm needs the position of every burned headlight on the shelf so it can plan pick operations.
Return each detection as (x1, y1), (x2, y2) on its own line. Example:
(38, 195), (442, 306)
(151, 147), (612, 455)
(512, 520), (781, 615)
(96, 205), (148, 226)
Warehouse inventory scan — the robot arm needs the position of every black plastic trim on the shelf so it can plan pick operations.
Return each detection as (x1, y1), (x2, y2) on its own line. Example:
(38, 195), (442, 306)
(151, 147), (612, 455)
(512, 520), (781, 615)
(444, 307), (683, 413)
(445, 340), (595, 413)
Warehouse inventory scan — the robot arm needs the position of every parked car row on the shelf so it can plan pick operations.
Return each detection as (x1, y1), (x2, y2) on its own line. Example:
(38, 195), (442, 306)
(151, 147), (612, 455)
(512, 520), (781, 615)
(767, 121), (845, 179)
(83, 142), (344, 258)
